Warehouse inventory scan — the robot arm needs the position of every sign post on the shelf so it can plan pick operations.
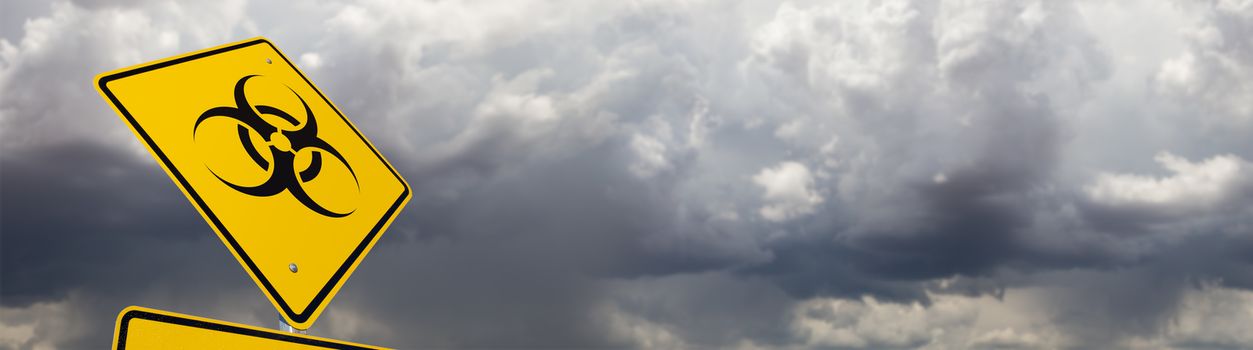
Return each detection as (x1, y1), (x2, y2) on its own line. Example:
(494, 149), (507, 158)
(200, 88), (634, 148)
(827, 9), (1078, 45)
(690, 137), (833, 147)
(280, 315), (308, 334)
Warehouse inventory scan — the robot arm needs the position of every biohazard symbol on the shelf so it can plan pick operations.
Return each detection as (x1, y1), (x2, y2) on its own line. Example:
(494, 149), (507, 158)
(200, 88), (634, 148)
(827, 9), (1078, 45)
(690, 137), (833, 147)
(194, 75), (358, 217)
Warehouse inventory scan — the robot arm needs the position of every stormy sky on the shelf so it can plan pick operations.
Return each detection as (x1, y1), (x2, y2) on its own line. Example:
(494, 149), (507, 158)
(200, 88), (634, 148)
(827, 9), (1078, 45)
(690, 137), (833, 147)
(7, 0), (1253, 348)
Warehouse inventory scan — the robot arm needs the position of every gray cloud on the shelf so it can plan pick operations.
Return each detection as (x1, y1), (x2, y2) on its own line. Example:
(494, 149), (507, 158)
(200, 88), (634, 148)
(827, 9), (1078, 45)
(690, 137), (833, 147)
(8, 0), (1253, 349)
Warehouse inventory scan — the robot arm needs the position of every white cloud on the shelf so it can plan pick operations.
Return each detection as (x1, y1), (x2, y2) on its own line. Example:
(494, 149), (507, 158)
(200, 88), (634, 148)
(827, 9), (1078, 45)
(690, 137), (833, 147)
(0, 295), (86, 350)
(321, 302), (395, 346)
(791, 281), (1253, 349)
(299, 52), (322, 70)
(772, 120), (802, 140)
(753, 161), (823, 222)
(0, 0), (250, 153)
(968, 327), (1047, 349)
(1087, 152), (1250, 207)
(819, 136), (839, 168)
(1156, 284), (1253, 348)
(597, 270), (1253, 350)
(630, 133), (669, 178)
(686, 97), (711, 148)
(792, 289), (1068, 349)
(598, 302), (688, 349)
(414, 68), (618, 176)
(1153, 0), (1253, 124)
(0, 322), (34, 349)
(751, 1), (915, 96)
(793, 297), (956, 349)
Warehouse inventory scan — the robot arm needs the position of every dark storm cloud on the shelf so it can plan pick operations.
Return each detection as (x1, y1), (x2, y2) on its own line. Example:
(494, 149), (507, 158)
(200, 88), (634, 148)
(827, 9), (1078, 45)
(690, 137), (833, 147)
(10, 0), (1253, 349)
(601, 272), (796, 346)
(2, 142), (201, 304)
(735, 0), (1107, 302)
(328, 137), (779, 347)
(1016, 233), (1253, 348)
(0, 141), (282, 348)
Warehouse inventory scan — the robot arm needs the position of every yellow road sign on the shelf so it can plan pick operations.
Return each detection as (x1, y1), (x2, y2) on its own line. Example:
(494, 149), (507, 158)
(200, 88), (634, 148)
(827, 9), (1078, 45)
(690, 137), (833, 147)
(113, 306), (385, 349)
(96, 38), (410, 329)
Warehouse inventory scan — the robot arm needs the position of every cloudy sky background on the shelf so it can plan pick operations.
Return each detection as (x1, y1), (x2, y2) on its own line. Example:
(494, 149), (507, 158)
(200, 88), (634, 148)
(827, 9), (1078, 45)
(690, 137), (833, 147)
(7, 0), (1253, 348)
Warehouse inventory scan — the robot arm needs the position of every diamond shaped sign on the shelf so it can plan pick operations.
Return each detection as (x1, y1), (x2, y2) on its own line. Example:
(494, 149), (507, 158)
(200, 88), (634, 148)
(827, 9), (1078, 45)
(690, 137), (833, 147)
(95, 38), (410, 329)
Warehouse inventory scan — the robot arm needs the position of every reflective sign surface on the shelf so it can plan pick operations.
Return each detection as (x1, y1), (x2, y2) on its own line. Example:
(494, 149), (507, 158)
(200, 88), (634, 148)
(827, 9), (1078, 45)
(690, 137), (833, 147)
(113, 306), (384, 349)
(96, 38), (410, 329)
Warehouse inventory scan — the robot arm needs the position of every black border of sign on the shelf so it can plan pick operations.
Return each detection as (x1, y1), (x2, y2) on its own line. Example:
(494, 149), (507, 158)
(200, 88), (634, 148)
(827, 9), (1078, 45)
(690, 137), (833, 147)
(97, 38), (410, 325)
(115, 308), (377, 349)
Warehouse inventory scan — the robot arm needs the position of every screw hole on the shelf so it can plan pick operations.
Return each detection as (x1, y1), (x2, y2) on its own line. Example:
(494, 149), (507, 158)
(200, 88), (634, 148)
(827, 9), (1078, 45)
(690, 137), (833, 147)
(266, 58), (272, 64)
